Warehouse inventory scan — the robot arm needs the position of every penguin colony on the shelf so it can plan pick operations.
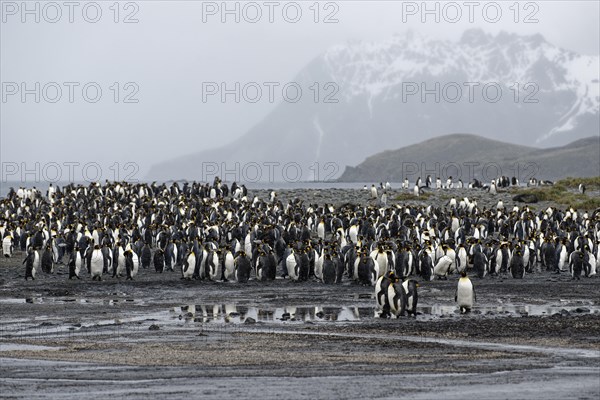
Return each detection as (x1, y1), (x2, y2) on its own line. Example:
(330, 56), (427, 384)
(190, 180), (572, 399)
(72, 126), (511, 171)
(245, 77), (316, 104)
(1, 179), (599, 317)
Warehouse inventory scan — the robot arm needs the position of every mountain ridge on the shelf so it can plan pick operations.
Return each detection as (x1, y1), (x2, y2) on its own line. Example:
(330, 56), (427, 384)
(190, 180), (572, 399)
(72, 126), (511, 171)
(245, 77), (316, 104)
(338, 134), (600, 182)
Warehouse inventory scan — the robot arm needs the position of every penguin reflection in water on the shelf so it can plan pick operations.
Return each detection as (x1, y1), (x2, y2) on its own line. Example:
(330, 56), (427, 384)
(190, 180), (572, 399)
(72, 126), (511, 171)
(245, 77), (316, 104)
(455, 271), (475, 314)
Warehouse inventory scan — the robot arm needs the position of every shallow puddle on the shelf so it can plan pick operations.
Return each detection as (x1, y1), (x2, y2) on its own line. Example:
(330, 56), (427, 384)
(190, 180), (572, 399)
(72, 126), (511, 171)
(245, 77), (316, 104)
(1, 298), (598, 341)
(171, 302), (600, 324)
(0, 297), (140, 306)
(0, 343), (63, 352)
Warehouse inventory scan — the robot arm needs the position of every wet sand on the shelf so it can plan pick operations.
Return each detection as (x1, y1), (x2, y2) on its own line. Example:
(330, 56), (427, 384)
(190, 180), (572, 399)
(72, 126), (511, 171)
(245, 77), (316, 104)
(1, 188), (599, 399)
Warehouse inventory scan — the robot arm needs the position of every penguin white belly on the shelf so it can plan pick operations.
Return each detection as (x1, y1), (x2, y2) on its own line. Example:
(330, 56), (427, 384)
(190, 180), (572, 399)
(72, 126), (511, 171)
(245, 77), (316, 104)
(456, 249), (467, 272)
(386, 284), (403, 317)
(589, 253), (597, 276)
(457, 279), (474, 309)
(2, 237), (12, 257)
(349, 225), (358, 243)
(402, 280), (413, 311)
(433, 256), (453, 277)
(90, 252), (103, 279)
(75, 253), (82, 277)
(375, 276), (385, 308)
(30, 261), (37, 279)
(495, 250), (503, 274)
(209, 253), (220, 280)
(375, 253), (387, 277)
(116, 255), (126, 276)
(286, 253), (298, 280)
(352, 257), (360, 281)
(33, 251), (41, 273)
(131, 253), (139, 277)
(224, 253), (235, 280)
(244, 242), (252, 258)
(387, 285), (398, 315)
(558, 248), (568, 272)
(314, 255), (324, 280)
(183, 254), (196, 279)
(371, 260), (380, 285)
(317, 223), (325, 240)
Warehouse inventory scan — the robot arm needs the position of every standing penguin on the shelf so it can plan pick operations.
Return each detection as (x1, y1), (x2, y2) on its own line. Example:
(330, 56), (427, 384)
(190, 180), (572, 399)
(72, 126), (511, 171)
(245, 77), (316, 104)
(569, 251), (587, 280)
(223, 249), (235, 281)
(472, 251), (488, 279)
(153, 248), (165, 273)
(68, 250), (81, 280)
(334, 251), (345, 284)
(164, 240), (177, 272)
(101, 244), (112, 274)
(455, 271), (475, 313)
(234, 251), (252, 283)
(285, 250), (300, 281)
(90, 245), (104, 281)
(419, 252), (433, 281)
(2, 235), (13, 257)
(140, 242), (152, 269)
(206, 249), (221, 281)
(510, 250), (525, 279)
(265, 250), (277, 281)
(387, 281), (407, 318)
(182, 251), (196, 280)
(23, 248), (36, 280)
(489, 181), (497, 194)
(124, 250), (135, 280)
(113, 244), (125, 277)
(455, 244), (468, 273)
(41, 245), (54, 274)
(370, 184), (378, 200)
(32, 248), (41, 275)
(402, 279), (419, 317)
(380, 191), (388, 207)
(297, 248), (310, 282)
(375, 270), (398, 318)
(357, 253), (379, 286)
(255, 251), (268, 281)
(322, 253), (336, 284)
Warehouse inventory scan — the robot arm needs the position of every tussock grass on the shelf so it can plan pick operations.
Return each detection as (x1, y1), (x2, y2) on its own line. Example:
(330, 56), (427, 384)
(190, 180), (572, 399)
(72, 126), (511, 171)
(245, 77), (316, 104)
(511, 184), (600, 211)
(556, 177), (600, 190)
(395, 192), (433, 201)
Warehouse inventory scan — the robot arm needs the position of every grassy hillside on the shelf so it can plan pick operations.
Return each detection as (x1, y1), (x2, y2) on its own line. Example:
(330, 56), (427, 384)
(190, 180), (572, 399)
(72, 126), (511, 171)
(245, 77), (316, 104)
(339, 134), (600, 182)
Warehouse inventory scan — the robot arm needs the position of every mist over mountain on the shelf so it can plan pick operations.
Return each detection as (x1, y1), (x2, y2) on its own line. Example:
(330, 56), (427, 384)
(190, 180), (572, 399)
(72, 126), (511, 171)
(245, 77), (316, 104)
(147, 29), (599, 181)
(338, 134), (600, 182)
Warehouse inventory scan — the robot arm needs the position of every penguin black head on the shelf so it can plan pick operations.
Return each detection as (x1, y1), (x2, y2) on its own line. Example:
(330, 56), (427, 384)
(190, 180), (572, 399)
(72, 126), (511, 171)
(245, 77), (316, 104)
(460, 271), (467, 278)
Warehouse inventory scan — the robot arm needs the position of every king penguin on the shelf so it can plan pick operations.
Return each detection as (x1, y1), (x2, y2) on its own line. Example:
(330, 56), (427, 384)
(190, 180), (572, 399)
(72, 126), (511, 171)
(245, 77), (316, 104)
(375, 270), (398, 318)
(90, 245), (104, 281)
(455, 271), (475, 313)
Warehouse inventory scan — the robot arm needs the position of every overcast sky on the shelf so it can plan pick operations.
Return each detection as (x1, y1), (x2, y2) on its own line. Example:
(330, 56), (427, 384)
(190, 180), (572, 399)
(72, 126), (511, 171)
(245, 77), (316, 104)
(1, 0), (598, 182)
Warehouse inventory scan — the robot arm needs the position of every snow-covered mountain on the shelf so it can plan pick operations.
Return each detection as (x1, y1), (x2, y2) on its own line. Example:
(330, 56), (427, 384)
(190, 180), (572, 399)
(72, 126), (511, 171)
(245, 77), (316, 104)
(148, 29), (599, 181)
